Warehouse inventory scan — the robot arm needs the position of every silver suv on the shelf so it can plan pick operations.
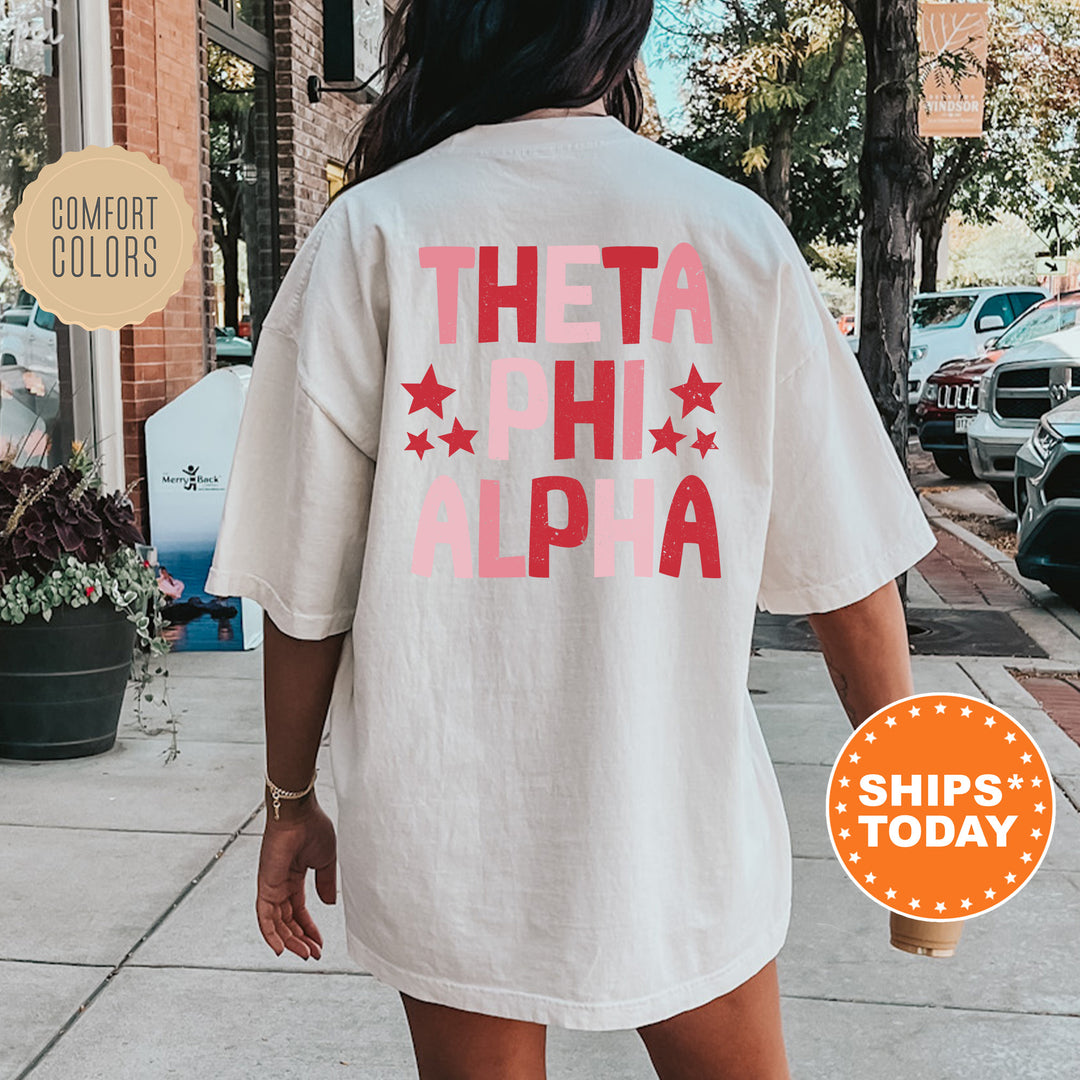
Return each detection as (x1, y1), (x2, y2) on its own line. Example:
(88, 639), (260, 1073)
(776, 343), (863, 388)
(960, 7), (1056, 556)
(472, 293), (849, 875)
(967, 326), (1080, 509)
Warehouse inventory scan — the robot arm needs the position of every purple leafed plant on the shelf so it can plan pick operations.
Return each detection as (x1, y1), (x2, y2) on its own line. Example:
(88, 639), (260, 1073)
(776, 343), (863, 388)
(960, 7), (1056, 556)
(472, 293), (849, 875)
(0, 463), (146, 588)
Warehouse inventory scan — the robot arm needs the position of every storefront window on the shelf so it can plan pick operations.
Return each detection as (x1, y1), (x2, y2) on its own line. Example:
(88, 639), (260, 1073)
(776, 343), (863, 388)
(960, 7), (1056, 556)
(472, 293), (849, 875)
(0, 0), (76, 467)
(208, 40), (277, 356)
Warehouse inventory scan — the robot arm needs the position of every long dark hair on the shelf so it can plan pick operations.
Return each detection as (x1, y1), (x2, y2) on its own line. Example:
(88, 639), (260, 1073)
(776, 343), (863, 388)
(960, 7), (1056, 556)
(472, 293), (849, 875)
(345, 0), (653, 186)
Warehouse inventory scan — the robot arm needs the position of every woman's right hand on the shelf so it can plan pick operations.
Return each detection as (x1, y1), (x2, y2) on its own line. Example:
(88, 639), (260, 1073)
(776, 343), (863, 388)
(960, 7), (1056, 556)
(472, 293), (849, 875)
(255, 794), (337, 960)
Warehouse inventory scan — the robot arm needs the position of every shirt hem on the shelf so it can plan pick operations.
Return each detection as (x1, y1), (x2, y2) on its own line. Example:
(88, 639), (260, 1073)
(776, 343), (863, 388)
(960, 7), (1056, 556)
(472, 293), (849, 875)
(203, 566), (354, 640)
(343, 922), (790, 1031)
(756, 521), (937, 616)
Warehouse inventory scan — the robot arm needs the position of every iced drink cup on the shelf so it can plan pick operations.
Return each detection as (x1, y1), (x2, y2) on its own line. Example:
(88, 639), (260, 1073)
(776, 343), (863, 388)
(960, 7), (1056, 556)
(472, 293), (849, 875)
(890, 911), (964, 956)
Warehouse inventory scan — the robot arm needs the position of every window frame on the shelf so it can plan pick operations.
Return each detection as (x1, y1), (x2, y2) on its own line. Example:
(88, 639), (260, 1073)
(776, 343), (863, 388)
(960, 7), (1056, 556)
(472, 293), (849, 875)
(206, 0), (274, 69)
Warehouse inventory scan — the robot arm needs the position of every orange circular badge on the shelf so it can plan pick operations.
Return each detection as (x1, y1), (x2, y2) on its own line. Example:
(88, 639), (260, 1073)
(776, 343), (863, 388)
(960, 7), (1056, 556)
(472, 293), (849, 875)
(827, 693), (1055, 920)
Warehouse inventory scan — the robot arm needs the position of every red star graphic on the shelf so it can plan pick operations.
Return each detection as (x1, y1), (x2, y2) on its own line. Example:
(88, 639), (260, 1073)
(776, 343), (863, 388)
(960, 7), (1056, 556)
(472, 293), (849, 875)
(669, 363), (722, 418)
(648, 417), (686, 455)
(405, 429), (434, 459)
(691, 428), (718, 459)
(402, 365), (456, 418)
(438, 417), (479, 456)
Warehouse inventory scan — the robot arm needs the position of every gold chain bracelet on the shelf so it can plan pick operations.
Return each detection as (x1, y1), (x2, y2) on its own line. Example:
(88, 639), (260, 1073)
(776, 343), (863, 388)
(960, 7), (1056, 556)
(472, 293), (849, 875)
(265, 767), (318, 821)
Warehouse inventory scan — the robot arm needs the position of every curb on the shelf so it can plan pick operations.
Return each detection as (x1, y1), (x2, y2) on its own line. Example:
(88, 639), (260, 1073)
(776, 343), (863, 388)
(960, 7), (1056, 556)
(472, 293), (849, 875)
(918, 492), (1080, 645)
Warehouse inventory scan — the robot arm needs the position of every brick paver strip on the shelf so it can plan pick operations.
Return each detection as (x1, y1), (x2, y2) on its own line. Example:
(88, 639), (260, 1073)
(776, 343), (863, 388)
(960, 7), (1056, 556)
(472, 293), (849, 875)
(1020, 676), (1080, 749)
(917, 525), (1027, 608)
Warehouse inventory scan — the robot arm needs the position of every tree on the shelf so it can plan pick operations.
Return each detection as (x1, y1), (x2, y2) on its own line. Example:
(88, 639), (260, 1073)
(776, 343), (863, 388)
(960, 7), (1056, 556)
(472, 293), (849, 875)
(916, 0), (1080, 290)
(656, 0), (863, 240)
(841, 0), (928, 459)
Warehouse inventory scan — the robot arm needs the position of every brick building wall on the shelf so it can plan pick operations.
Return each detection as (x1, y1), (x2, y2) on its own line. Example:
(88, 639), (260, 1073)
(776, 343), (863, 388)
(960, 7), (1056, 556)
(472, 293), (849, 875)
(271, 0), (372, 269)
(109, 0), (206, 527)
(109, 0), (372, 532)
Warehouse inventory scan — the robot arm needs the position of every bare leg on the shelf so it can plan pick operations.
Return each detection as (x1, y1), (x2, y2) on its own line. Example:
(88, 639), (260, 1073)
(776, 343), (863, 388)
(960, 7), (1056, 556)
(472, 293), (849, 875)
(399, 992), (548, 1080)
(635, 959), (791, 1080)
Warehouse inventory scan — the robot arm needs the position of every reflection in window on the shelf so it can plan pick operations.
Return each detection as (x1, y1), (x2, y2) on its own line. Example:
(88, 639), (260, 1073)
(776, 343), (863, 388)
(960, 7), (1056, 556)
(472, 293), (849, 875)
(234, 0), (268, 35)
(208, 41), (276, 356)
(0, 12), (75, 467)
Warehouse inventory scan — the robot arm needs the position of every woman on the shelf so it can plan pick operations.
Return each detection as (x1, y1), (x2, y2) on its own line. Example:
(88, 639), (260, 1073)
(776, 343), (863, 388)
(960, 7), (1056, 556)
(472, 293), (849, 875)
(206, 2), (935, 1076)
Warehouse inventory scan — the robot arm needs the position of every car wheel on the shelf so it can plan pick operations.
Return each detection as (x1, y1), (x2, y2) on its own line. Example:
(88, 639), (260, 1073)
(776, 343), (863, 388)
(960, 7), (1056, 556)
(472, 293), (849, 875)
(931, 450), (975, 480)
(990, 481), (1017, 512)
(1045, 577), (1080, 607)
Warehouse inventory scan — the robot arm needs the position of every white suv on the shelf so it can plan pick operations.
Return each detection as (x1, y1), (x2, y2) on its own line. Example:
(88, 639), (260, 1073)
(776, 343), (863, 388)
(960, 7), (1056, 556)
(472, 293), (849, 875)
(967, 324), (1080, 509)
(907, 286), (1047, 405)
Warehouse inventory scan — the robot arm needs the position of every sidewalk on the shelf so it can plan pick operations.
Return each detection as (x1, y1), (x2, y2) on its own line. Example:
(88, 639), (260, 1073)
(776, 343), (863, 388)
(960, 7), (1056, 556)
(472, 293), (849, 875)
(3, 537), (1080, 1078)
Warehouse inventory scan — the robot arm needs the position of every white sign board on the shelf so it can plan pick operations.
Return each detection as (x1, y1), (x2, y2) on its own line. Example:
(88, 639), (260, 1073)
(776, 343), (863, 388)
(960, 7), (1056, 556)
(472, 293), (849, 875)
(354, 0), (384, 91)
(145, 366), (262, 652)
(1035, 256), (1070, 277)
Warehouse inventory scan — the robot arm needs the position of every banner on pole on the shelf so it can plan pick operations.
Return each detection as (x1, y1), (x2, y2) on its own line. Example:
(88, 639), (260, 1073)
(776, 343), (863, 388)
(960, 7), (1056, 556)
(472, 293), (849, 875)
(918, 2), (989, 138)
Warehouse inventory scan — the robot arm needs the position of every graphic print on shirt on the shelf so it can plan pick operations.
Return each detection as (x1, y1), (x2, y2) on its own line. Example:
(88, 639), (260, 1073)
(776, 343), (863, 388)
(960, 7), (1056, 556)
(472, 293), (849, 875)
(404, 244), (723, 580)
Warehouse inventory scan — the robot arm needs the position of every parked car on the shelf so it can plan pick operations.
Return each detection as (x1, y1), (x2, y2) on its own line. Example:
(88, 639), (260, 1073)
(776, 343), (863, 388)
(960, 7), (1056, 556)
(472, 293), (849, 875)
(914, 292), (1080, 479)
(967, 325), (1080, 510)
(906, 285), (1047, 405)
(214, 326), (253, 363)
(1014, 395), (1080, 600)
(1, 290), (59, 379)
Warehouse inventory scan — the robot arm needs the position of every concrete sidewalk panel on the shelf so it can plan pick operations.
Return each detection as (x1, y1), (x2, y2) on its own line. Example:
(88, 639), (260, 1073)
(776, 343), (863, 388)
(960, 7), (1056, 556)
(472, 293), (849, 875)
(910, 657), (988, 695)
(20, 965), (677, 1080)
(783, 856), (1080, 1016)
(24, 966), (418, 1080)
(750, 652), (836, 703)
(779, 994), (1080, 1080)
(756, 702), (852, 766)
(0, 739), (264, 833)
(133, 834), (364, 974)
(119, 675), (264, 745)
(775, 763), (835, 859)
(0, 960), (109, 1079)
(161, 647), (263, 681)
(0, 826), (226, 966)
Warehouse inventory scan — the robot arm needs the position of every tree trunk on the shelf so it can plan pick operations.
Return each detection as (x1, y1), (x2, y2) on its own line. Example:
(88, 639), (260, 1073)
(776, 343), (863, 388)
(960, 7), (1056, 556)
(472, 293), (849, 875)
(919, 212), (945, 293)
(221, 221), (240, 334)
(761, 116), (795, 228)
(848, 0), (930, 606)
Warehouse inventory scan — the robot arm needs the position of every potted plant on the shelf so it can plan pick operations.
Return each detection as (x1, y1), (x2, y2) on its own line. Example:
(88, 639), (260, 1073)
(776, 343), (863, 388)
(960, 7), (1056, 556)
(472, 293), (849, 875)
(0, 440), (174, 761)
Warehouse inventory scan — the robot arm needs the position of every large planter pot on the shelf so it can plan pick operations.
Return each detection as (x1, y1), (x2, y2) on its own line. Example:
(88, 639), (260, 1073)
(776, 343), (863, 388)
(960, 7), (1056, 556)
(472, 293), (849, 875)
(0, 601), (137, 760)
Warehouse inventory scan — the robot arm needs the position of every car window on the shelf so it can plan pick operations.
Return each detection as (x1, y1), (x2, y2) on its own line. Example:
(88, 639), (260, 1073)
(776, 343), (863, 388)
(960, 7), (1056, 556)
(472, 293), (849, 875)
(32, 307), (56, 332)
(1008, 292), (1046, 320)
(975, 293), (1013, 329)
(912, 294), (978, 330)
(996, 297), (1080, 348)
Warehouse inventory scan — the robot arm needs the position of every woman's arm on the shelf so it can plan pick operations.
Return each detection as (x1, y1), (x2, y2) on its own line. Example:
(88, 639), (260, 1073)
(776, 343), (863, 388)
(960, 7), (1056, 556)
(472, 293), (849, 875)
(254, 612), (346, 960)
(263, 612), (347, 815)
(805, 578), (913, 730)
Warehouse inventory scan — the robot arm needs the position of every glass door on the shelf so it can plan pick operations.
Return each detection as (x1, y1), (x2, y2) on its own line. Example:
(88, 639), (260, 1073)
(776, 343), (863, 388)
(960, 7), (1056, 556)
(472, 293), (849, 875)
(0, 1), (75, 467)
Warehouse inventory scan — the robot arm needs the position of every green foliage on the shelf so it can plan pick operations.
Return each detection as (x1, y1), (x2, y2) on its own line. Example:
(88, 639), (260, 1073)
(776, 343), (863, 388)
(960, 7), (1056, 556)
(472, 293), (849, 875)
(655, 0), (864, 242)
(944, 212), (1046, 287)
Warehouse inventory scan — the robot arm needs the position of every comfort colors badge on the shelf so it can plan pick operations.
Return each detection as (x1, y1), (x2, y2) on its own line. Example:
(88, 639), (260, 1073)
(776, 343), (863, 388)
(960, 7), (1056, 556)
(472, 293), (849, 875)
(11, 144), (196, 331)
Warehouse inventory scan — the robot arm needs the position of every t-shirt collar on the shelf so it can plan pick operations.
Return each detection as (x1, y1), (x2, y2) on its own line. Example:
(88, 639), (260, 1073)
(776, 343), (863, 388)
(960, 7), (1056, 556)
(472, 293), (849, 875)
(435, 114), (636, 153)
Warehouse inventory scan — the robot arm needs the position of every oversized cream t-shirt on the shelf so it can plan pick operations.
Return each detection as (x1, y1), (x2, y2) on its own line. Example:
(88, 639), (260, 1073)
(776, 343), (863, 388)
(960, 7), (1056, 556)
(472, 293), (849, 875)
(205, 114), (936, 1030)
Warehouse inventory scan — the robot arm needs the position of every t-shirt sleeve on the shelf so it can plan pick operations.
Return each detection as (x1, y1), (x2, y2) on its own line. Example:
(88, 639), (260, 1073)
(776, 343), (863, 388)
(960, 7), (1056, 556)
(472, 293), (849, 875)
(755, 241), (937, 616)
(203, 194), (386, 639)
